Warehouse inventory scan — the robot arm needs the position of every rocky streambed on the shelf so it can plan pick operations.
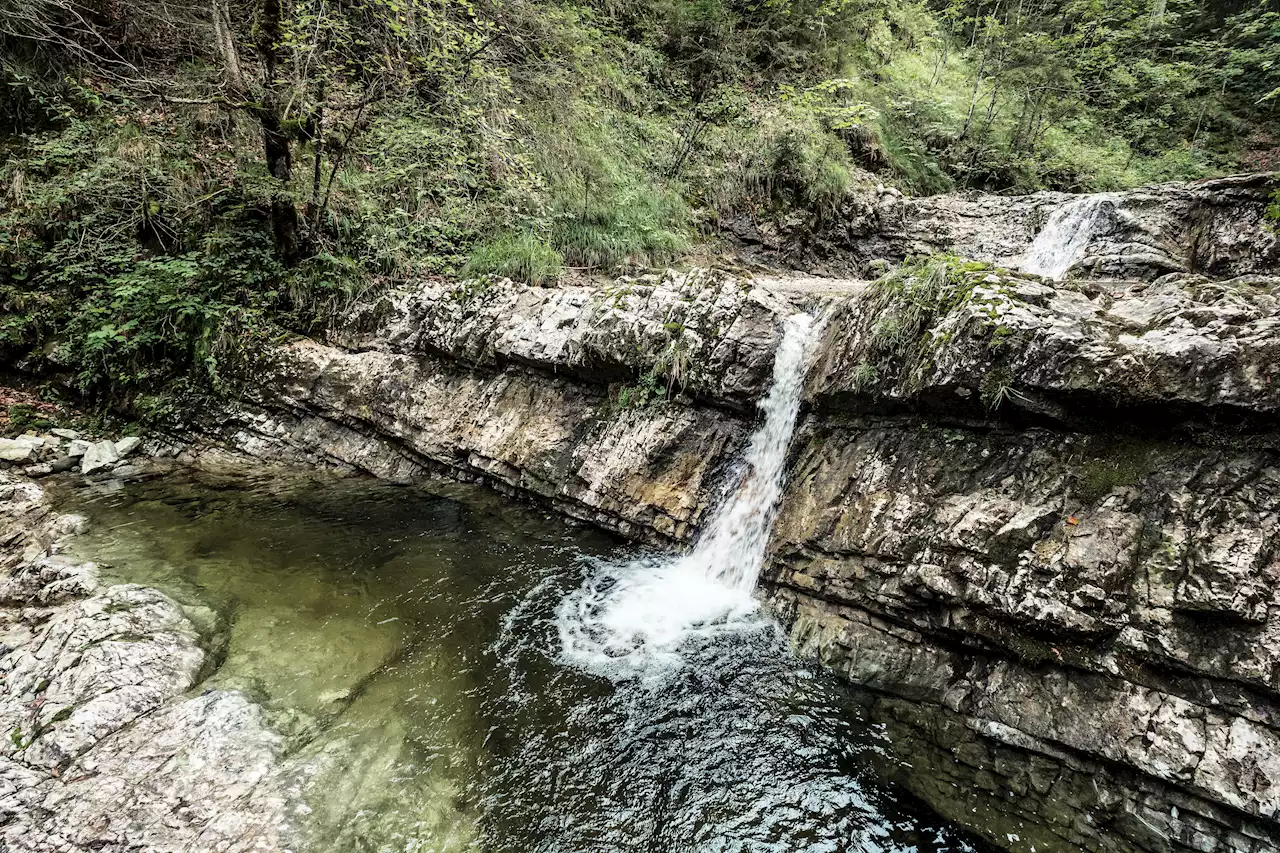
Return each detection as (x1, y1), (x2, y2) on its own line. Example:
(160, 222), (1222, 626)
(3, 173), (1280, 853)
(1, 458), (1012, 853)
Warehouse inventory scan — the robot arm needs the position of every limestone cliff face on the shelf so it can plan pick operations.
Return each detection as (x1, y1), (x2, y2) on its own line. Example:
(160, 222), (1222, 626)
(238, 272), (794, 541)
(230, 181), (1280, 853)
(765, 267), (1280, 853)
(776, 172), (1278, 281)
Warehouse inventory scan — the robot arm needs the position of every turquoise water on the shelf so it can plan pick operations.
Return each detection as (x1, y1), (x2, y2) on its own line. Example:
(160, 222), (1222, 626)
(57, 467), (989, 853)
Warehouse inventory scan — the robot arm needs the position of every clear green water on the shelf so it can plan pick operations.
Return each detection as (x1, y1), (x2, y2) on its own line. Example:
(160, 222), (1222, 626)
(56, 467), (988, 853)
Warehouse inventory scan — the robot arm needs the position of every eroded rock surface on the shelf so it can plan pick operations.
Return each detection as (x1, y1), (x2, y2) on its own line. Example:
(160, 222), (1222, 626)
(812, 269), (1280, 432)
(227, 263), (1280, 853)
(766, 425), (1280, 852)
(236, 271), (800, 542)
(0, 473), (297, 853)
(827, 173), (1279, 280)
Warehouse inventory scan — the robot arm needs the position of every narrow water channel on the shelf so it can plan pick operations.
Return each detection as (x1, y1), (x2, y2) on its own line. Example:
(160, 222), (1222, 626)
(54, 469), (989, 853)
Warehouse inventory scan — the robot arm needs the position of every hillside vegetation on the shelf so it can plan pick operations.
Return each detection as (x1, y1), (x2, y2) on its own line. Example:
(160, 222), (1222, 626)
(1, 0), (1278, 412)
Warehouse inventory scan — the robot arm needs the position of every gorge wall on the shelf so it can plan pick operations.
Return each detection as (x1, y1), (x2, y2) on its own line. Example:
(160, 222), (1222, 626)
(738, 172), (1279, 281)
(214, 176), (1280, 853)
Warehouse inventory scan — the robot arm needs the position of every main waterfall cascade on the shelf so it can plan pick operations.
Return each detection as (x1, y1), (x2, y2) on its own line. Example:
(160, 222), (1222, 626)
(1017, 193), (1116, 279)
(557, 311), (822, 681)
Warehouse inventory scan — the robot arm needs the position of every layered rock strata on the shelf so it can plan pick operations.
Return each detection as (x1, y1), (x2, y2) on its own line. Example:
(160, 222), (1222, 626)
(227, 259), (1280, 853)
(781, 172), (1278, 280)
(236, 271), (791, 542)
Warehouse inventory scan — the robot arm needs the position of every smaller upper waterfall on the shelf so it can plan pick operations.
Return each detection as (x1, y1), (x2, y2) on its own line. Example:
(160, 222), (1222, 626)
(556, 312), (822, 681)
(1018, 194), (1115, 279)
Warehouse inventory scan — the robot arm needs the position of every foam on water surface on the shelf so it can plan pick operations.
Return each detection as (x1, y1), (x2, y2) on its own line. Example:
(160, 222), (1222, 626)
(557, 311), (821, 682)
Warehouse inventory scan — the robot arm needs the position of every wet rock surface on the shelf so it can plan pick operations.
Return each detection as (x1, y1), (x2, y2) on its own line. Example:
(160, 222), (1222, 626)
(0, 472), (298, 853)
(765, 424), (1280, 852)
(224, 242), (1280, 853)
(825, 173), (1279, 280)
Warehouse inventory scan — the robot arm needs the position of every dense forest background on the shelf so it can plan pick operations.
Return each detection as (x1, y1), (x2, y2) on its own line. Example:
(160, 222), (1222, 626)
(1, 0), (1278, 409)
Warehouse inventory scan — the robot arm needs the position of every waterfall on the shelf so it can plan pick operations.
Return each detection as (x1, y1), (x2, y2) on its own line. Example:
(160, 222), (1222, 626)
(556, 312), (821, 682)
(1018, 194), (1115, 280)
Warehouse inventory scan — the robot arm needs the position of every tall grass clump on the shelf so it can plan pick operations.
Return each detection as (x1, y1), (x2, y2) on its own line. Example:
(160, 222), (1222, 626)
(463, 232), (564, 285)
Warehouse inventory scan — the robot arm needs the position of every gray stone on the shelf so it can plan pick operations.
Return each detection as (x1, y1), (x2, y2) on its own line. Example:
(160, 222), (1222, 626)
(113, 436), (142, 458)
(50, 456), (78, 474)
(79, 441), (119, 474)
(0, 438), (37, 464)
(50, 428), (80, 440)
(0, 472), (297, 853)
(66, 440), (90, 458)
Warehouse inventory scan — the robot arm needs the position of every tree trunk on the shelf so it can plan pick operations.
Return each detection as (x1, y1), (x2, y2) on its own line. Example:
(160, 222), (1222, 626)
(212, 0), (245, 90)
(258, 0), (301, 262)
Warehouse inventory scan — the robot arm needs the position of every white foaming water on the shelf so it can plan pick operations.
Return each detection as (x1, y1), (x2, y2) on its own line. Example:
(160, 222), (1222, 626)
(557, 312), (822, 682)
(1018, 194), (1115, 280)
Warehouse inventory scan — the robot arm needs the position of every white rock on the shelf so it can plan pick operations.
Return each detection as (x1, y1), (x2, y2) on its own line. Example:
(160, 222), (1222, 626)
(67, 439), (91, 458)
(114, 436), (143, 458)
(80, 441), (120, 474)
(51, 428), (80, 440)
(0, 438), (36, 463)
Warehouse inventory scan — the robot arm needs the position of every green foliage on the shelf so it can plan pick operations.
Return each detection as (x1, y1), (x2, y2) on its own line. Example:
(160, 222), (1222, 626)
(868, 254), (979, 355)
(979, 366), (1016, 410)
(0, 106), (358, 408)
(464, 232), (564, 286)
(850, 359), (879, 391)
(2, 0), (1278, 415)
(5, 404), (52, 433)
(856, 253), (992, 390)
(610, 370), (669, 413)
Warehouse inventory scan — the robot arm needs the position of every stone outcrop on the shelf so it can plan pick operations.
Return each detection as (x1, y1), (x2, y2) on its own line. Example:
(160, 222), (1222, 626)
(812, 269), (1280, 433)
(236, 271), (796, 542)
(820, 173), (1279, 280)
(215, 249), (1280, 853)
(0, 472), (299, 852)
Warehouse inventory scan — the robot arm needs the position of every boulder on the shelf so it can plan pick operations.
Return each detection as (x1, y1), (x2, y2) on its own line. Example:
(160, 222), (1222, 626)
(0, 472), (297, 852)
(80, 440), (120, 474)
(50, 455), (79, 473)
(114, 436), (143, 458)
(50, 427), (80, 440)
(0, 438), (36, 464)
